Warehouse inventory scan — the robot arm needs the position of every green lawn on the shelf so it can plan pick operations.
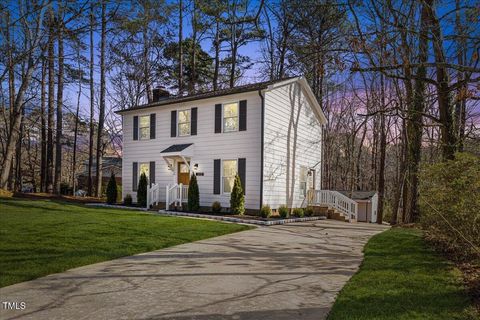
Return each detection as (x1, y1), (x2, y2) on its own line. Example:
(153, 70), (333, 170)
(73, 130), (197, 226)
(328, 228), (477, 320)
(0, 198), (251, 288)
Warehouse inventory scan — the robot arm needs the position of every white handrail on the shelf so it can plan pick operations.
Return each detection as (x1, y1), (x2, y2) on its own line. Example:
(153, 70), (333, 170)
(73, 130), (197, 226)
(146, 183), (161, 209)
(165, 184), (189, 210)
(308, 190), (357, 221)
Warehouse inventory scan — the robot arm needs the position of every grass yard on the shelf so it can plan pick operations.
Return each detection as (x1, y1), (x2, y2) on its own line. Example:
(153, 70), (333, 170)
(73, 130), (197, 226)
(0, 198), (251, 288)
(328, 228), (477, 320)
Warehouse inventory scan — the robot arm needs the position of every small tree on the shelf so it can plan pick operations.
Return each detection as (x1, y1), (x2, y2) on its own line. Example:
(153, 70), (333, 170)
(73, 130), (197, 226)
(137, 172), (148, 207)
(188, 173), (200, 211)
(106, 172), (118, 204)
(230, 174), (245, 215)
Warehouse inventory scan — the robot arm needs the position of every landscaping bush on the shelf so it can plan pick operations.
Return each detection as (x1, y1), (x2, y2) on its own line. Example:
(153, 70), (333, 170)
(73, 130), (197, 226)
(304, 207), (314, 217)
(187, 173), (200, 211)
(124, 194), (132, 206)
(260, 205), (272, 218)
(106, 172), (118, 204)
(211, 201), (222, 213)
(0, 188), (13, 198)
(230, 174), (245, 215)
(292, 208), (304, 218)
(137, 173), (148, 207)
(419, 152), (480, 262)
(278, 205), (289, 219)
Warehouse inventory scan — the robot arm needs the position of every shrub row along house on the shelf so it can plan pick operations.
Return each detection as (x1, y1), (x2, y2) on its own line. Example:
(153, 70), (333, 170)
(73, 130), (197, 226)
(117, 77), (367, 220)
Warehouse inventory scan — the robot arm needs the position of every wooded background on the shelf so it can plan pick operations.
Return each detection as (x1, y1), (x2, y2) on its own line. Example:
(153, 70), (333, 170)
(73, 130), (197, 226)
(1, 0), (479, 225)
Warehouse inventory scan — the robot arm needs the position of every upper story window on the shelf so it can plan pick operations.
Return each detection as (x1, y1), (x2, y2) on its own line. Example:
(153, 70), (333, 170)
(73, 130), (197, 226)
(178, 109), (191, 136)
(222, 159), (237, 193)
(139, 115), (150, 140)
(223, 102), (239, 132)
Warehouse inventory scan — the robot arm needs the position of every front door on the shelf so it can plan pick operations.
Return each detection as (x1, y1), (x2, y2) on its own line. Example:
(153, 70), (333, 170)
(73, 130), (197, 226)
(177, 162), (190, 185)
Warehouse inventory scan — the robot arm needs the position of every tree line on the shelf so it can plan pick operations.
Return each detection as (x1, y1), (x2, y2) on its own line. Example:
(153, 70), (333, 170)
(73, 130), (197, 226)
(0, 0), (479, 224)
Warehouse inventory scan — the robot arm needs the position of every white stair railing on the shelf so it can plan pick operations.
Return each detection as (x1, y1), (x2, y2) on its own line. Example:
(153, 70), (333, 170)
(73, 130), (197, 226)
(165, 184), (189, 210)
(308, 190), (358, 221)
(146, 183), (161, 209)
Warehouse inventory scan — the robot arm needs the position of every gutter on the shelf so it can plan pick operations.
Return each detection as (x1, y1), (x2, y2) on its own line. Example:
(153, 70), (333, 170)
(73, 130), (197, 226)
(258, 89), (265, 210)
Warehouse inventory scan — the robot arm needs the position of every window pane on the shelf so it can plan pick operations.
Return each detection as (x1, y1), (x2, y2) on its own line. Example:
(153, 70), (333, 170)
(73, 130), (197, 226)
(139, 115), (150, 127)
(224, 103), (238, 117)
(223, 177), (234, 193)
(178, 110), (190, 123)
(223, 117), (238, 132)
(223, 160), (237, 177)
(140, 127), (150, 139)
(139, 163), (149, 180)
(178, 122), (191, 136)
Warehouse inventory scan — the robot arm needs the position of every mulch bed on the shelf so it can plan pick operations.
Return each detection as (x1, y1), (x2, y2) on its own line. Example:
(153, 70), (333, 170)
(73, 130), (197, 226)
(13, 192), (104, 204)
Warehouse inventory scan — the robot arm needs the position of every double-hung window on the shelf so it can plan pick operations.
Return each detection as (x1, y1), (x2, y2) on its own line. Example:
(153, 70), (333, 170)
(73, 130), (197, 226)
(178, 109), (191, 136)
(223, 102), (239, 132)
(299, 166), (307, 197)
(139, 162), (149, 181)
(222, 160), (237, 193)
(139, 115), (150, 140)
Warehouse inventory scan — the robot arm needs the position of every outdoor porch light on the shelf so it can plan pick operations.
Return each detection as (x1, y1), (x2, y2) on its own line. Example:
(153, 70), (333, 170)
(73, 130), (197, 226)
(193, 163), (199, 171)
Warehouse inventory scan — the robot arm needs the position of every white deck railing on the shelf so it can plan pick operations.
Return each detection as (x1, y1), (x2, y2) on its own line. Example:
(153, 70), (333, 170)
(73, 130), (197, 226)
(165, 184), (188, 210)
(308, 190), (358, 221)
(146, 183), (161, 209)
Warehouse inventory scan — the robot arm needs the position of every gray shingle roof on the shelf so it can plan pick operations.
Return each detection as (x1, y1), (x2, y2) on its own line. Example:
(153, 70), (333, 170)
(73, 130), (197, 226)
(160, 143), (193, 153)
(337, 191), (377, 200)
(115, 77), (296, 114)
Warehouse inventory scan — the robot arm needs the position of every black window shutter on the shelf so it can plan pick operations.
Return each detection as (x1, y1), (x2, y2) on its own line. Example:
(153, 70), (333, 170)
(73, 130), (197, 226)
(132, 162), (138, 191)
(239, 100), (247, 131)
(191, 107), (197, 135)
(149, 161), (155, 186)
(171, 110), (177, 137)
(150, 114), (156, 139)
(214, 104), (222, 133)
(133, 116), (138, 140)
(213, 159), (221, 194)
(238, 158), (246, 195)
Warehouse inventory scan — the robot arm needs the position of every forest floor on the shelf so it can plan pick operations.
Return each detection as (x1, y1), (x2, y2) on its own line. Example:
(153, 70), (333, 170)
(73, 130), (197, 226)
(327, 227), (478, 320)
(0, 198), (250, 288)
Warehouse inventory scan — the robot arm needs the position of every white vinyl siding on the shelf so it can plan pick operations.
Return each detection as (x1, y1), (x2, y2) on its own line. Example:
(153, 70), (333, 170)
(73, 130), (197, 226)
(122, 91), (261, 208)
(263, 81), (323, 209)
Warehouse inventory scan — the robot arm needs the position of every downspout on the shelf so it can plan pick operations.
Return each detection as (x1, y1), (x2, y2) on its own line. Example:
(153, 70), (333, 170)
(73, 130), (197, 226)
(259, 89), (265, 210)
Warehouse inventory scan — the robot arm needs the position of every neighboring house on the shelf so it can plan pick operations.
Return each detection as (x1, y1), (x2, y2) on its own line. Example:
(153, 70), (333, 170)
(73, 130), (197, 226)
(116, 77), (326, 212)
(338, 191), (378, 223)
(77, 157), (122, 189)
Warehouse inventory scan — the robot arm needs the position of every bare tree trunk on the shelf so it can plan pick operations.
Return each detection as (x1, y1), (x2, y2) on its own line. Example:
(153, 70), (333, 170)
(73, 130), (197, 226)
(72, 52), (82, 196)
(40, 60), (47, 192)
(88, 3), (95, 196)
(143, 25), (152, 103)
(46, 8), (55, 193)
(404, 1), (429, 223)
(95, 1), (106, 197)
(213, 18), (220, 91)
(189, 0), (197, 94)
(178, 0), (183, 94)
(54, 7), (64, 194)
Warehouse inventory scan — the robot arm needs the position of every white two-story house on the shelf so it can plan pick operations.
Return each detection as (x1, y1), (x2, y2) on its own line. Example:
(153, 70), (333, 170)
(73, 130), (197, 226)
(117, 77), (327, 212)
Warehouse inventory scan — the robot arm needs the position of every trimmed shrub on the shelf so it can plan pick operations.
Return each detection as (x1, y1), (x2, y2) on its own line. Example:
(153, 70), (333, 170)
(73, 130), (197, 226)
(304, 207), (314, 217)
(106, 172), (118, 204)
(292, 208), (304, 218)
(419, 152), (480, 262)
(230, 174), (245, 215)
(211, 201), (222, 213)
(260, 205), (272, 218)
(278, 205), (289, 219)
(137, 173), (148, 207)
(124, 194), (132, 206)
(188, 173), (200, 211)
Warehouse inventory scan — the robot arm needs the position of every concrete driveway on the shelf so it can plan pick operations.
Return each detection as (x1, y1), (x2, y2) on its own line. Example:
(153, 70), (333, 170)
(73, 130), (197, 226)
(0, 220), (388, 320)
